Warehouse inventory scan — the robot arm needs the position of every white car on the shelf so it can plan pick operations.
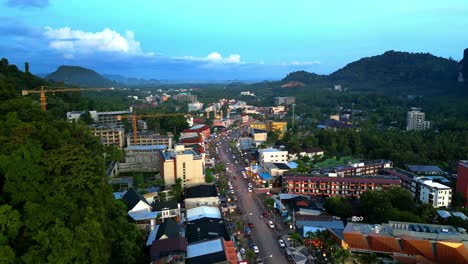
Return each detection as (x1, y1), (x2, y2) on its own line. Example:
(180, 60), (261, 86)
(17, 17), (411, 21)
(248, 188), (252, 193)
(248, 183), (253, 187)
(243, 174), (247, 179)
(240, 248), (246, 254)
(268, 221), (275, 229)
(252, 245), (259, 254)
(278, 239), (286, 248)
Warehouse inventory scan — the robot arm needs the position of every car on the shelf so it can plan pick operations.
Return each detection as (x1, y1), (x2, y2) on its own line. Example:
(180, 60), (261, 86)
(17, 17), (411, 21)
(248, 222), (254, 228)
(248, 188), (252, 193)
(252, 245), (259, 254)
(262, 212), (269, 218)
(240, 248), (246, 254)
(268, 221), (275, 229)
(248, 182), (253, 187)
(278, 238), (286, 248)
(243, 174), (247, 179)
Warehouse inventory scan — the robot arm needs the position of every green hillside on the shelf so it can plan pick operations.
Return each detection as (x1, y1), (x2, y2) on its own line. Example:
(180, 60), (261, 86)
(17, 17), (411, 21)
(46, 65), (116, 87)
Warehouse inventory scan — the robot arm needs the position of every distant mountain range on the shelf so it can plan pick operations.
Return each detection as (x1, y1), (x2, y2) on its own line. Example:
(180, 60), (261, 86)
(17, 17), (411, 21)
(283, 50), (461, 89)
(103, 74), (161, 86)
(46, 66), (116, 87)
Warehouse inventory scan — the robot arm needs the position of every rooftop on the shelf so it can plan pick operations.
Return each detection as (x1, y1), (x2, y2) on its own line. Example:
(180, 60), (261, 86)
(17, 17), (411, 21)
(186, 218), (229, 243)
(186, 206), (221, 222)
(186, 238), (227, 264)
(406, 164), (444, 174)
(284, 173), (401, 184)
(125, 145), (167, 151)
(418, 179), (451, 189)
(150, 237), (187, 260)
(152, 200), (179, 211)
(259, 148), (287, 153)
(186, 185), (217, 198)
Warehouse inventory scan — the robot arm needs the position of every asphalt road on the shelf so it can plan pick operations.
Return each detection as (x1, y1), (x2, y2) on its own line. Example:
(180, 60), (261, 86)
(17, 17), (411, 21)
(216, 131), (289, 264)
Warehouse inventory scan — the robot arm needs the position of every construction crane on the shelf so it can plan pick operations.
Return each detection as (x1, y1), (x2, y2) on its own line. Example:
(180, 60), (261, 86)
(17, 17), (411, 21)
(117, 112), (187, 145)
(22, 85), (116, 111)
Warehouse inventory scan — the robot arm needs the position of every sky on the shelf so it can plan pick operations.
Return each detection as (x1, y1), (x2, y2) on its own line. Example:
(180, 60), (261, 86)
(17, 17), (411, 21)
(1, 0), (468, 81)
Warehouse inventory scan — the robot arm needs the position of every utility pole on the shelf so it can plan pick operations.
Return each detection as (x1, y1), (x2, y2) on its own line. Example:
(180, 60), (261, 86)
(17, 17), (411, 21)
(292, 103), (296, 132)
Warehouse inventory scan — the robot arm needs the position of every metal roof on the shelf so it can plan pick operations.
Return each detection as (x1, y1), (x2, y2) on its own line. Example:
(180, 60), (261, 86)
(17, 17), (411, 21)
(187, 238), (223, 258)
(186, 206), (221, 222)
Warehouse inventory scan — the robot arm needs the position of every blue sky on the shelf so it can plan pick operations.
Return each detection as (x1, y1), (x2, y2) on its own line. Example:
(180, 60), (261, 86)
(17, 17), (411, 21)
(1, 0), (467, 81)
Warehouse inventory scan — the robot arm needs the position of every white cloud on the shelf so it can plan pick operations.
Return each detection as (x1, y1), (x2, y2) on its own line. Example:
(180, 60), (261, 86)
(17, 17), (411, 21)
(176, 52), (241, 64)
(283, 60), (321, 66)
(43, 27), (150, 58)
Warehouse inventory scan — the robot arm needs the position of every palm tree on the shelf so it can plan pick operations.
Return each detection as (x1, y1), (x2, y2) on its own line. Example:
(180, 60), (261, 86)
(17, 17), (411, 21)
(246, 249), (256, 264)
(333, 247), (351, 264)
(289, 232), (302, 247)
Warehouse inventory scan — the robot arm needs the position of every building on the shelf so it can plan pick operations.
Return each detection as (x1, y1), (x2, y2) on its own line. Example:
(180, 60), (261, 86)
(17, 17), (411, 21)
(332, 160), (393, 177)
(159, 145), (205, 187)
(406, 107), (431, 131)
(66, 110), (98, 122)
(274, 96), (296, 106)
(181, 124), (210, 141)
(339, 221), (468, 263)
(258, 148), (289, 164)
(267, 121), (287, 139)
(288, 147), (324, 161)
(269, 105), (286, 115)
(186, 238), (237, 264)
(295, 215), (344, 237)
(240, 91), (255, 96)
(126, 132), (173, 148)
(263, 162), (294, 177)
(249, 122), (267, 132)
(123, 145), (167, 172)
(186, 206), (222, 222)
(151, 200), (181, 222)
(185, 185), (219, 209)
(173, 94), (197, 103)
(251, 129), (267, 143)
(456, 160), (468, 207)
(418, 179), (452, 208)
(150, 237), (187, 264)
(90, 125), (125, 148)
(188, 102), (204, 112)
(96, 109), (132, 126)
(186, 218), (230, 244)
(283, 173), (401, 198)
(122, 189), (158, 231)
(317, 119), (354, 131)
(406, 164), (445, 175)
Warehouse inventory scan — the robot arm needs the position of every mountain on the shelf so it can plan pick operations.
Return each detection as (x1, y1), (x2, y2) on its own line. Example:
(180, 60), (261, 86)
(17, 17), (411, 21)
(283, 50), (460, 88)
(459, 48), (468, 83)
(104, 74), (161, 86)
(46, 65), (116, 87)
(282, 70), (326, 84)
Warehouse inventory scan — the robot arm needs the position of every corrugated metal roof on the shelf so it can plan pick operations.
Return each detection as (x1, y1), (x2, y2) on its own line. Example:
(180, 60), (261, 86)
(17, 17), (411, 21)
(187, 238), (223, 258)
(186, 206), (221, 222)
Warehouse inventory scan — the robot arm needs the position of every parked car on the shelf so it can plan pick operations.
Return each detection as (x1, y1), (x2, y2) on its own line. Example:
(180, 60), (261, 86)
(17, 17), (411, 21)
(278, 238), (286, 248)
(268, 221), (275, 229)
(248, 188), (253, 193)
(262, 212), (269, 218)
(240, 248), (246, 254)
(252, 245), (260, 254)
(248, 222), (254, 228)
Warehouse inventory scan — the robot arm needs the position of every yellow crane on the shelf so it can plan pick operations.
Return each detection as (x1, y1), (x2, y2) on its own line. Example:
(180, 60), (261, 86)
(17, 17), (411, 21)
(22, 85), (116, 111)
(117, 112), (187, 145)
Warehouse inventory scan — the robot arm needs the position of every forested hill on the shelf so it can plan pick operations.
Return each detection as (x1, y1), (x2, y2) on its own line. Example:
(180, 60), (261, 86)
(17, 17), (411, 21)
(282, 50), (461, 91)
(0, 59), (145, 263)
(46, 65), (116, 87)
(460, 48), (468, 83)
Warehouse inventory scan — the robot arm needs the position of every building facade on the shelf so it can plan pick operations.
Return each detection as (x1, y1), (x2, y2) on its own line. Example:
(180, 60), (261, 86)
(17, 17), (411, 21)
(274, 96), (295, 106)
(258, 148), (289, 164)
(159, 145), (205, 187)
(418, 179), (452, 208)
(283, 174), (401, 198)
(267, 121), (288, 139)
(456, 160), (468, 207)
(406, 107), (431, 131)
(181, 124), (210, 141)
(126, 132), (173, 148)
(90, 125), (125, 148)
(97, 109), (132, 126)
(173, 94), (197, 103)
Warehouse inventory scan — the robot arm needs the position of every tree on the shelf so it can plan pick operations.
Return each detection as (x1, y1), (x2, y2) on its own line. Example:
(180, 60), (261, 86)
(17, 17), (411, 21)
(289, 232), (302, 247)
(324, 196), (352, 219)
(452, 192), (467, 208)
(333, 247), (351, 264)
(246, 249), (256, 264)
(265, 197), (275, 208)
(171, 178), (183, 201)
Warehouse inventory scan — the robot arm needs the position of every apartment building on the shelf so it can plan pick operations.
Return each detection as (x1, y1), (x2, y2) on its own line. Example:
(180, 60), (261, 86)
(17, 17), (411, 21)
(126, 132), (173, 148)
(173, 94), (197, 103)
(283, 173), (401, 198)
(90, 125), (125, 148)
(159, 145), (205, 187)
(97, 109), (132, 126)
(418, 179), (452, 208)
(267, 121), (287, 139)
(331, 160), (393, 177)
(258, 148), (288, 164)
(406, 107), (431, 131)
(456, 160), (468, 207)
(181, 124), (210, 140)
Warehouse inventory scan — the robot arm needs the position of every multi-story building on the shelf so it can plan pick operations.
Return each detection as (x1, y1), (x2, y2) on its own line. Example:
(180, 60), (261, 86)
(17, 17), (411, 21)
(406, 107), (431, 131)
(274, 96), (295, 106)
(418, 179), (452, 208)
(330, 160), (393, 177)
(126, 132), (173, 148)
(96, 108), (133, 126)
(188, 102), (204, 112)
(456, 160), (468, 207)
(283, 173), (401, 198)
(90, 125), (125, 148)
(269, 106), (286, 115)
(181, 124), (210, 141)
(159, 145), (205, 187)
(267, 121), (288, 139)
(249, 122), (267, 132)
(337, 221), (468, 263)
(258, 148), (289, 164)
(251, 129), (267, 143)
(173, 94), (197, 103)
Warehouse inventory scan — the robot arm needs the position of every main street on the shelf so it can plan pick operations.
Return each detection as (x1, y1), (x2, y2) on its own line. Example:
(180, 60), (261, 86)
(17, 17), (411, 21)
(216, 130), (289, 264)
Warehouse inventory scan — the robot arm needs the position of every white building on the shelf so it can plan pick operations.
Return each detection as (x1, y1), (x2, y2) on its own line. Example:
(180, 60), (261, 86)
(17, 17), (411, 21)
(258, 148), (289, 164)
(418, 179), (452, 208)
(188, 102), (204, 112)
(406, 107), (431, 131)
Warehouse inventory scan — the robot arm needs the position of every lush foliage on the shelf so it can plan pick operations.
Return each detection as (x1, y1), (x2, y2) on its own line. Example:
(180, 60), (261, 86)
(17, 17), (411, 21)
(0, 59), (144, 263)
(324, 196), (352, 219)
(46, 65), (116, 87)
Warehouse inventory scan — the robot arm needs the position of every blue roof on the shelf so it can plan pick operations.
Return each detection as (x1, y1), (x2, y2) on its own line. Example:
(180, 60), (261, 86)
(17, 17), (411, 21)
(407, 165), (444, 173)
(258, 172), (272, 180)
(145, 225), (160, 246)
(187, 238), (223, 258)
(125, 145), (167, 151)
(287, 161), (298, 169)
(437, 210), (452, 219)
(128, 211), (159, 221)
